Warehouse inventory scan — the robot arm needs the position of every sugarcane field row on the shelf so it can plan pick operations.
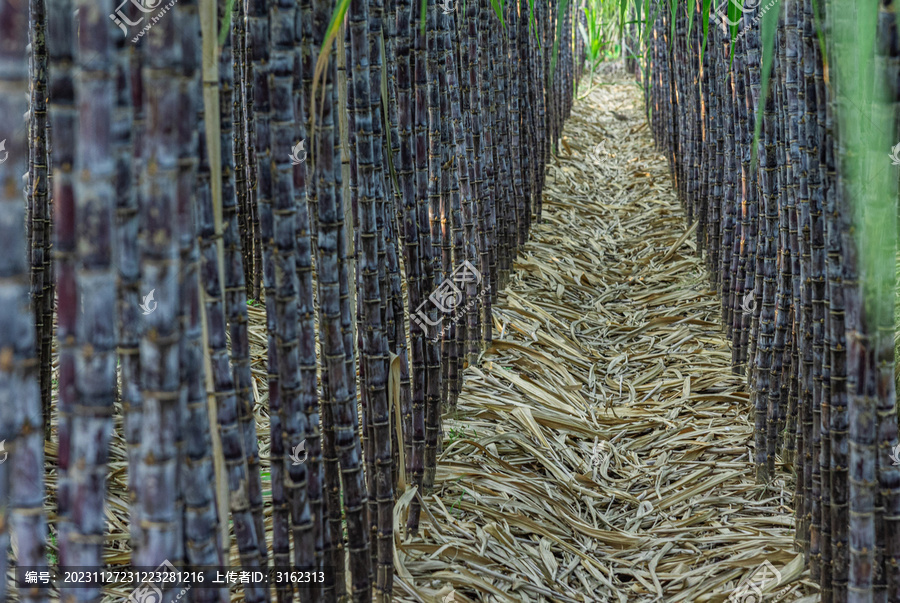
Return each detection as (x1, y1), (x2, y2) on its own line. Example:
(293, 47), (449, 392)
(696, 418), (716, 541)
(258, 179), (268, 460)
(2, 0), (900, 601)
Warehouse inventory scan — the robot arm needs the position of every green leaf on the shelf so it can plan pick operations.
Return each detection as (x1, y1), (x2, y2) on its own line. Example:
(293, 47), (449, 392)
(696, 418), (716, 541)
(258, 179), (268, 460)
(489, 0), (506, 28)
(528, 0), (539, 50)
(310, 0), (351, 164)
(750, 0), (781, 171)
(578, 19), (590, 46)
(809, 0), (827, 71)
(420, 0), (427, 39)
(669, 0), (677, 51)
(549, 0), (570, 82)
(701, 0), (711, 62)
(218, 0), (235, 47)
(687, 0), (696, 42)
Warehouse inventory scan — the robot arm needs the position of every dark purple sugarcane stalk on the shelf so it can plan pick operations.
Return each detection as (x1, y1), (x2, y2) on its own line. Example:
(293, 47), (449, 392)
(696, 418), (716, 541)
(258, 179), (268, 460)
(270, 0), (316, 586)
(232, 0), (254, 300)
(113, 0), (145, 564)
(349, 0), (393, 593)
(46, 0), (76, 574)
(476, 0), (495, 335)
(423, 0), (442, 494)
(312, 2), (371, 594)
(436, 6), (452, 414)
(463, 0), (483, 365)
(443, 9), (465, 409)
(0, 1), (49, 601)
(365, 0), (396, 592)
(393, 0), (425, 531)
(132, 0), (185, 575)
(305, 0), (344, 597)
(28, 0), (52, 437)
(246, 0), (297, 598)
(63, 2), (119, 598)
(291, 0), (325, 594)
(227, 0), (270, 572)
(408, 0), (437, 519)
(218, 0), (271, 596)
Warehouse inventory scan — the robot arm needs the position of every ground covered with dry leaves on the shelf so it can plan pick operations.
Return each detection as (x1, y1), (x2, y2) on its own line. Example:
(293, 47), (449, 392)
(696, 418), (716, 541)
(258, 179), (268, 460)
(393, 64), (816, 603)
(35, 64), (815, 603)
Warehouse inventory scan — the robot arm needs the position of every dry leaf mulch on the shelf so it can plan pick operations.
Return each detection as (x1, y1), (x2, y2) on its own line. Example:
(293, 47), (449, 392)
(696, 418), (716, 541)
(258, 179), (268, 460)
(392, 64), (817, 603)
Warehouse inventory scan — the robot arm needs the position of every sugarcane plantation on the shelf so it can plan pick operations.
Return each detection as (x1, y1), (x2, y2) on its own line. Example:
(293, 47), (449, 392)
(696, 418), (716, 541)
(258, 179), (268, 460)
(2, 0), (900, 601)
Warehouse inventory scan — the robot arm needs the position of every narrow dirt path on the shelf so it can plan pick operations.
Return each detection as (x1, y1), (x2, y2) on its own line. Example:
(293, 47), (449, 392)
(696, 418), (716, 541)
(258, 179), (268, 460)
(396, 64), (813, 603)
